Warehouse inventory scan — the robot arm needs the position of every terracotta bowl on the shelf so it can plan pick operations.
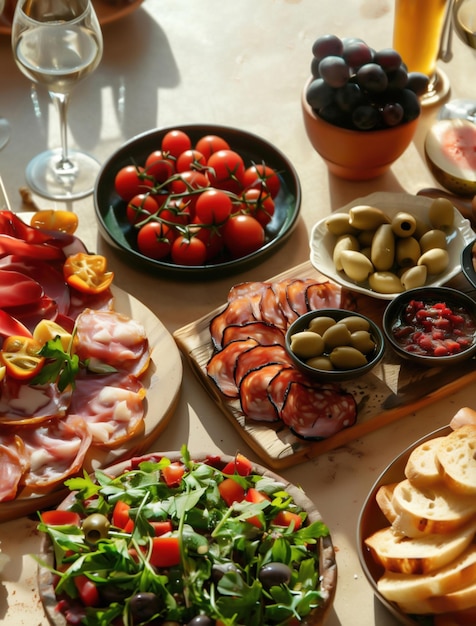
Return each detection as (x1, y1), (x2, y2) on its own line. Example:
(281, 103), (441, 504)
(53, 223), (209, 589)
(301, 79), (420, 181)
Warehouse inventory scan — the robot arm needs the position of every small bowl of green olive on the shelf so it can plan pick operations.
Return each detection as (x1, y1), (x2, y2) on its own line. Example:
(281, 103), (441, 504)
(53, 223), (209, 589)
(285, 309), (385, 382)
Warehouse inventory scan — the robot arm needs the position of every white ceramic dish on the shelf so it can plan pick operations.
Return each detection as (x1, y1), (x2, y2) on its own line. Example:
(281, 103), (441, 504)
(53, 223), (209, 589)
(310, 192), (476, 300)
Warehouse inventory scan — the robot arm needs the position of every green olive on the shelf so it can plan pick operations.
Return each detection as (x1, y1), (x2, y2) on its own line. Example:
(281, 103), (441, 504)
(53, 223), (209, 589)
(428, 197), (454, 232)
(82, 513), (110, 544)
(370, 223), (395, 271)
(306, 356), (334, 371)
(358, 229), (376, 247)
(339, 315), (370, 333)
(413, 217), (431, 239)
(340, 250), (374, 283)
(289, 331), (324, 358)
(350, 330), (376, 354)
(400, 265), (427, 290)
(368, 271), (404, 294)
(333, 234), (360, 271)
(322, 323), (352, 350)
(396, 236), (421, 268)
(391, 212), (417, 238)
(329, 346), (368, 369)
(419, 228), (447, 253)
(417, 248), (449, 274)
(307, 316), (336, 335)
(348, 205), (390, 230)
(325, 212), (358, 236)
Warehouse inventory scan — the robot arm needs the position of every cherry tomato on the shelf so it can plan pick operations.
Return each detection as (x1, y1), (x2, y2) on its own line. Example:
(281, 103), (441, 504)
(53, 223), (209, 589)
(126, 193), (159, 225)
(243, 164), (281, 198)
(222, 214), (265, 258)
(63, 253), (114, 294)
(171, 235), (207, 266)
(158, 200), (190, 227)
(0, 335), (45, 380)
(144, 150), (175, 183)
(195, 134), (230, 160)
(74, 575), (100, 607)
(194, 188), (232, 225)
(241, 187), (275, 226)
(218, 477), (245, 507)
(30, 209), (78, 234)
(273, 510), (303, 530)
(176, 149), (206, 173)
(161, 129), (192, 159)
(169, 171), (209, 218)
(137, 222), (175, 260)
(222, 453), (253, 476)
(207, 149), (245, 193)
(115, 165), (153, 202)
(149, 536), (181, 568)
(162, 461), (185, 487)
(191, 219), (224, 261)
(112, 501), (134, 532)
(40, 510), (81, 526)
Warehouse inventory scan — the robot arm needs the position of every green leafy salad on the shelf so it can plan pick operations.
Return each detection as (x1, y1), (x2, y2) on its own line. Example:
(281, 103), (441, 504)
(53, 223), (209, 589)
(37, 446), (332, 626)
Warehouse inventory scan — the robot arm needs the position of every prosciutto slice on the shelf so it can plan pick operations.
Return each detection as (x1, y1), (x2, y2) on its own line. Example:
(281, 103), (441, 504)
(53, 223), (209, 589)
(0, 435), (29, 502)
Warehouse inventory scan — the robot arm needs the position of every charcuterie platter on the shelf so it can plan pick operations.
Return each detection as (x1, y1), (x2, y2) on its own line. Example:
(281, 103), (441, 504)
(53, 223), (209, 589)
(0, 212), (182, 521)
(173, 261), (476, 470)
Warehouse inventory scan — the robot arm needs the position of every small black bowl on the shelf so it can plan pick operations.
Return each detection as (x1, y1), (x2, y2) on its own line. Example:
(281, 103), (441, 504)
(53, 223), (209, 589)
(382, 286), (476, 366)
(461, 238), (476, 289)
(284, 309), (385, 382)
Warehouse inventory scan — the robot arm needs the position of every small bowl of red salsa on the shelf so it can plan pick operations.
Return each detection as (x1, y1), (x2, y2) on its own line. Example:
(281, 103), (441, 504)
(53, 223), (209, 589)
(382, 286), (476, 366)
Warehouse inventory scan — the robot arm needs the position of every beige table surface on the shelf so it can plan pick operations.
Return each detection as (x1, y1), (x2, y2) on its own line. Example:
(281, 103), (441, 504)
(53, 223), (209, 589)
(1, 1), (476, 624)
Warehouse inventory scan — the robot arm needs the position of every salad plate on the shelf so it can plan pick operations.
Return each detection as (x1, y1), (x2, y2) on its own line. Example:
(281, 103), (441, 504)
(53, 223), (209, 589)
(310, 192), (475, 300)
(94, 123), (301, 278)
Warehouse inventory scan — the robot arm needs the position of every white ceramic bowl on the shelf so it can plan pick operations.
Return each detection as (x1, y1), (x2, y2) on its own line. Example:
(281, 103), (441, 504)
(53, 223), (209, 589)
(310, 192), (475, 300)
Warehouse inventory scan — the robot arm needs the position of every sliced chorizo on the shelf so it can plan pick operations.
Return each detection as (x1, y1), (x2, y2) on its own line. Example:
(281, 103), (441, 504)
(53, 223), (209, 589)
(239, 363), (286, 422)
(209, 298), (256, 350)
(206, 338), (259, 398)
(234, 344), (293, 388)
(221, 321), (285, 348)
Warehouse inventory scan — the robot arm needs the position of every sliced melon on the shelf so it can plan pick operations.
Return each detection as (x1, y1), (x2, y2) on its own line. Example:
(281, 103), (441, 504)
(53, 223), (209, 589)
(425, 119), (476, 197)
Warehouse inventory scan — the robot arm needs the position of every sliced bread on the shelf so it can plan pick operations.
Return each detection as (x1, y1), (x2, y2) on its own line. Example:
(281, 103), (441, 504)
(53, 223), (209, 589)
(390, 478), (476, 537)
(377, 544), (476, 603)
(364, 523), (475, 575)
(397, 577), (476, 615)
(436, 425), (476, 496)
(449, 407), (476, 431)
(404, 436), (445, 488)
(375, 482), (398, 525)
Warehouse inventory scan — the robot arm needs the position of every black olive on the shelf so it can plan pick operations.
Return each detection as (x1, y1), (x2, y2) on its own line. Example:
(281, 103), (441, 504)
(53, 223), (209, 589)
(129, 591), (161, 621)
(99, 583), (130, 603)
(82, 513), (110, 544)
(186, 615), (214, 626)
(258, 562), (292, 588)
(211, 561), (240, 583)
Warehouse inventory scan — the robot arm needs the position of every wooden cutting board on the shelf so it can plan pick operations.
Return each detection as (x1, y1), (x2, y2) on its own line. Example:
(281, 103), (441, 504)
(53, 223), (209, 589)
(173, 262), (476, 469)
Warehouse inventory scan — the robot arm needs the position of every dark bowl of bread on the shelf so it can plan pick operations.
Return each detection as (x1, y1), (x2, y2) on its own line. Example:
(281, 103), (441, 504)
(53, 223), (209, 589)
(357, 407), (476, 625)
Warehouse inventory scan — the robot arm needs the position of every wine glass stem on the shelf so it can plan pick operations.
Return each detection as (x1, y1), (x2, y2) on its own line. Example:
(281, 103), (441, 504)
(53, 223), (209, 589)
(50, 90), (75, 172)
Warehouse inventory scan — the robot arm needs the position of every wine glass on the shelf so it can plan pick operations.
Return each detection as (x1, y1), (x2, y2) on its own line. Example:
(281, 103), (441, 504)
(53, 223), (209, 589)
(0, 0), (12, 149)
(11, 0), (103, 200)
(439, 0), (476, 120)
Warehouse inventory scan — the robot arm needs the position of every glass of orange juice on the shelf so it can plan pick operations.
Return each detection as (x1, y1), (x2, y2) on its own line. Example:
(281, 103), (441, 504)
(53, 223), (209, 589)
(393, 0), (451, 105)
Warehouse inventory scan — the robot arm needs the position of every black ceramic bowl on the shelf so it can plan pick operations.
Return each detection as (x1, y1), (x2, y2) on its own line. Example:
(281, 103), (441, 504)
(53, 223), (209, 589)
(284, 308), (385, 382)
(461, 238), (476, 289)
(94, 124), (301, 279)
(382, 286), (476, 367)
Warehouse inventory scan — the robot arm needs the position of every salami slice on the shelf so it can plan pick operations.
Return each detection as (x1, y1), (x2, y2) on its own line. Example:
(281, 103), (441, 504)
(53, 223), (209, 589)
(286, 278), (321, 317)
(227, 281), (270, 302)
(234, 344), (293, 388)
(259, 284), (288, 329)
(305, 281), (345, 311)
(222, 321), (285, 348)
(239, 363), (286, 422)
(206, 338), (259, 398)
(209, 298), (256, 350)
(280, 382), (357, 439)
(267, 366), (313, 413)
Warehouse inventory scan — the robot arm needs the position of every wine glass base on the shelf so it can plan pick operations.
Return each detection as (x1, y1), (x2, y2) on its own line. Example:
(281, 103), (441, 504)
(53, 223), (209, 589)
(438, 98), (476, 122)
(420, 67), (451, 107)
(25, 148), (101, 201)
(0, 118), (11, 150)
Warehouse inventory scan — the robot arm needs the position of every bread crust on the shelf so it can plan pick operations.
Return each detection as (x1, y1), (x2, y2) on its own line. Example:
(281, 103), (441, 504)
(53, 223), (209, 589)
(436, 425), (476, 496)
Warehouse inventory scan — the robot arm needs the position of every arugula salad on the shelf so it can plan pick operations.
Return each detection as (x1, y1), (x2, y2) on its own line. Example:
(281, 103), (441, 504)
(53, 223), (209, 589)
(37, 446), (332, 626)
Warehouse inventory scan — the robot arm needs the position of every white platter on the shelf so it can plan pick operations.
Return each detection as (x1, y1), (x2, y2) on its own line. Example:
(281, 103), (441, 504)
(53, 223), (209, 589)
(310, 192), (476, 300)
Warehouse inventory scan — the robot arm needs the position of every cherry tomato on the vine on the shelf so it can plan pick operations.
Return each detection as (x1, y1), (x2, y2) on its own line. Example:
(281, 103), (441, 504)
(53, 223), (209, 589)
(240, 187), (275, 227)
(222, 214), (265, 258)
(195, 134), (230, 160)
(158, 200), (190, 227)
(171, 235), (207, 266)
(191, 218), (224, 261)
(243, 164), (281, 198)
(137, 222), (175, 260)
(161, 130), (192, 159)
(126, 194), (159, 225)
(115, 165), (153, 202)
(195, 188), (233, 225)
(144, 150), (175, 183)
(207, 149), (245, 194)
(176, 149), (206, 173)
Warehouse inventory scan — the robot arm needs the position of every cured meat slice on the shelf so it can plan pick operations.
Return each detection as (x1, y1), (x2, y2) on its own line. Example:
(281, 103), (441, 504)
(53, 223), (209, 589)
(239, 363), (286, 422)
(4, 294), (59, 332)
(210, 298), (256, 350)
(67, 372), (146, 447)
(227, 281), (270, 302)
(306, 281), (346, 311)
(222, 321), (285, 348)
(259, 284), (288, 329)
(0, 379), (71, 425)
(280, 382), (357, 439)
(234, 344), (293, 388)
(75, 309), (150, 377)
(272, 279), (299, 325)
(67, 288), (115, 321)
(19, 416), (92, 491)
(206, 338), (259, 398)
(0, 435), (29, 502)
(267, 366), (314, 413)
(286, 278), (322, 317)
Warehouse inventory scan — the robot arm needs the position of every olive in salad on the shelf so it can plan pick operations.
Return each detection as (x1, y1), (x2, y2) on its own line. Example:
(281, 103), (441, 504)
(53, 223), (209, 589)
(36, 446), (334, 626)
